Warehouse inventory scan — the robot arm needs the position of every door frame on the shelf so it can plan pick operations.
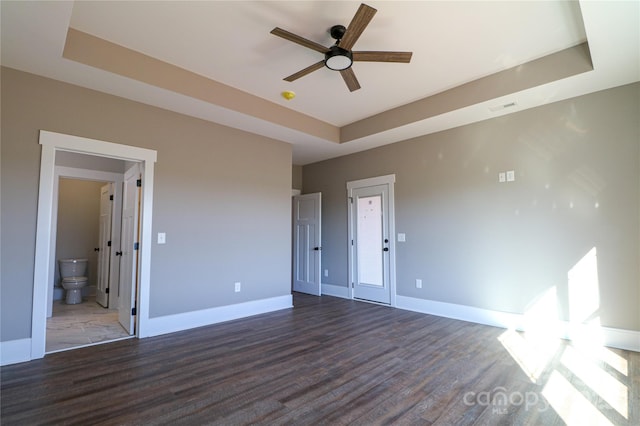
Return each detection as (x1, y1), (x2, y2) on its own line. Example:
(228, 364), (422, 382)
(347, 174), (397, 306)
(32, 130), (156, 360)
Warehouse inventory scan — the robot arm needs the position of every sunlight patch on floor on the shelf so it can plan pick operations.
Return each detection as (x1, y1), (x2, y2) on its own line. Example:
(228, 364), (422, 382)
(561, 345), (628, 418)
(542, 371), (613, 426)
(498, 329), (560, 383)
(598, 347), (628, 377)
(498, 285), (562, 382)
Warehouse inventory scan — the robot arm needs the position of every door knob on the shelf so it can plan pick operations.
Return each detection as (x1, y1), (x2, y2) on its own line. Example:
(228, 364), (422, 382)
(115, 251), (123, 256)
(383, 247), (389, 252)
(314, 247), (321, 251)
(94, 247), (100, 252)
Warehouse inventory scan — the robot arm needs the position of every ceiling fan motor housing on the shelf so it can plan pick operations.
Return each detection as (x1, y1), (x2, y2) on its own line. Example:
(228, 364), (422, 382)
(330, 25), (347, 41)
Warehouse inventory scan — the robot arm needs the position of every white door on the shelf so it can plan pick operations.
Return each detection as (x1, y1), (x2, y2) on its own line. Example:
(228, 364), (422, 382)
(293, 193), (321, 296)
(118, 164), (141, 334)
(95, 183), (113, 307)
(348, 176), (396, 305)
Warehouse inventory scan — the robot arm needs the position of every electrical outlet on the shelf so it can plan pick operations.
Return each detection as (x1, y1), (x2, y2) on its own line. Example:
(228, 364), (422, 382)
(234, 282), (241, 292)
(416, 279), (422, 289)
(507, 170), (515, 182)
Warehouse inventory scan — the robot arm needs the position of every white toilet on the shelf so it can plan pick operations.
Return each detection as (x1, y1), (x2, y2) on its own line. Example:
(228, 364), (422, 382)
(58, 258), (88, 304)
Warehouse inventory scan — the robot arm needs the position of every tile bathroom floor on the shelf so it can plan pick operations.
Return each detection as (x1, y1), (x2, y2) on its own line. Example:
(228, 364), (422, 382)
(46, 296), (131, 352)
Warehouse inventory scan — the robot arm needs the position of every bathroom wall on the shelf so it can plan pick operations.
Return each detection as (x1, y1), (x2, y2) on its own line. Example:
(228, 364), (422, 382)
(303, 82), (640, 332)
(55, 178), (105, 296)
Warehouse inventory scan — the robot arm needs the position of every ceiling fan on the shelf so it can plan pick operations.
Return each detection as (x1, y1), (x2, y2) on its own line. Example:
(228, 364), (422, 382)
(270, 3), (412, 92)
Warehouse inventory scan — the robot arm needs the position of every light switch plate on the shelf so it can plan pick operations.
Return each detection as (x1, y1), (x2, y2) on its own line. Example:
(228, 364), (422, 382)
(157, 232), (166, 244)
(507, 170), (515, 182)
(498, 172), (506, 183)
(398, 233), (406, 242)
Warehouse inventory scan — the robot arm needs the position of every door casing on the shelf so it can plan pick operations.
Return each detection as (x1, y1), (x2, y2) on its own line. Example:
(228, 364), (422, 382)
(33, 131), (156, 360)
(347, 174), (397, 306)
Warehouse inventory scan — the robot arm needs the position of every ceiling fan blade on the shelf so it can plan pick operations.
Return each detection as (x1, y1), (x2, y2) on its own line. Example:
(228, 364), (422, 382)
(352, 51), (413, 63)
(271, 28), (329, 54)
(339, 3), (377, 51)
(340, 68), (361, 92)
(284, 61), (325, 82)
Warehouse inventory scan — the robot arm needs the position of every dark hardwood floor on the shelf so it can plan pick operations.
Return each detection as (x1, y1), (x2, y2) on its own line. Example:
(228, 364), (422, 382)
(2, 293), (638, 425)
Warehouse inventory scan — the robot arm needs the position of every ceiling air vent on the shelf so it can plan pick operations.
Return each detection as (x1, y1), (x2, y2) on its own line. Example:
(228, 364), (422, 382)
(488, 102), (517, 112)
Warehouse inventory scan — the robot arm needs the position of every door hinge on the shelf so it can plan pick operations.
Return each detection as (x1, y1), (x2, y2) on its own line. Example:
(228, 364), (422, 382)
(351, 239), (354, 246)
(131, 306), (137, 316)
(134, 242), (139, 250)
(105, 287), (110, 294)
(136, 179), (142, 187)
(107, 241), (112, 247)
(349, 197), (354, 203)
(109, 194), (114, 201)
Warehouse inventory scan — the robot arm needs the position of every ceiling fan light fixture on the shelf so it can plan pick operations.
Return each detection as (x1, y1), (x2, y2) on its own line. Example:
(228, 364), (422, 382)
(325, 46), (353, 71)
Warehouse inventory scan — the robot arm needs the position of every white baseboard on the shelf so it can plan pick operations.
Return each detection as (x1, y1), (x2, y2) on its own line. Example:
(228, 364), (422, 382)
(396, 295), (640, 353)
(0, 338), (32, 366)
(142, 295), (293, 338)
(321, 283), (350, 299)
(396, 295), (523, 329)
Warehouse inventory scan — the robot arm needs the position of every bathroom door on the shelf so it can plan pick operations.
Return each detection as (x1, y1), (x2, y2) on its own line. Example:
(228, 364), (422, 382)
(293, 193), (321, 296)
(118, 164), (141, 334)
(96, 183), (113, 307)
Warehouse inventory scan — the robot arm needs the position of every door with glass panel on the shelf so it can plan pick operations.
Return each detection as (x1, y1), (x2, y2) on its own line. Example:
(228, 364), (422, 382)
(348, 177), (394, 304)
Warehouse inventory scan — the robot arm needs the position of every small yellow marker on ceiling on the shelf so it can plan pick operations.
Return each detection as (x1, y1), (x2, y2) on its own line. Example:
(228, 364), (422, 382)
(281, 91), (296, 101)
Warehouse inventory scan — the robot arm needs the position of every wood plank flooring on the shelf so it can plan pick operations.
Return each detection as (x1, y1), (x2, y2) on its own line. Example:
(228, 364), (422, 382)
(2, 293), (638, 425)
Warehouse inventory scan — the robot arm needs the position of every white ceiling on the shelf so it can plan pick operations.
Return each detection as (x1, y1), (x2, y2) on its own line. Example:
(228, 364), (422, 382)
(2, 1), (639, 165)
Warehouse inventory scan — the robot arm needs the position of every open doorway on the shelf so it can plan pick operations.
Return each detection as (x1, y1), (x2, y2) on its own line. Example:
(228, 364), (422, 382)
(46, 159), (130, 353)
(32, 131), (156, 360)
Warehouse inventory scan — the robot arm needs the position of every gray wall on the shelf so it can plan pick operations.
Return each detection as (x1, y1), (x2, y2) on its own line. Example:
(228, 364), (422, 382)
(304, 82), (640, 331)
(1, 67), (292, 341)
(55, 178), (104, 289)
(292, 165), (303, 191)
